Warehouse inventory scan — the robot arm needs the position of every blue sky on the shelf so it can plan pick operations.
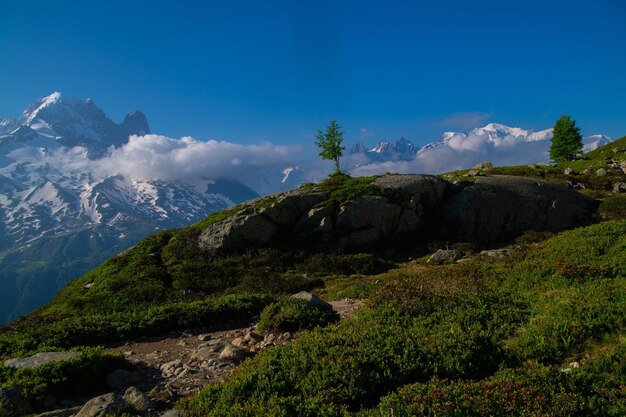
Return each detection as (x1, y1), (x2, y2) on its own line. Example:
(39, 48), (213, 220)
(1, 0), (625, 145)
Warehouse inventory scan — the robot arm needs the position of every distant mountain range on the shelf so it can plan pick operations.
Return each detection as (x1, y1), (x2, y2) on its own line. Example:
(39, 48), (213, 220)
(349, 123), (611, 162)
(0, 92), (613, 322)
(345, 123), (611, 176)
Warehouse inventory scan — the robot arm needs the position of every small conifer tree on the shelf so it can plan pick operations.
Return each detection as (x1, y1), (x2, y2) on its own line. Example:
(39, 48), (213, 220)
(549, 115), (583, 162)
(315, 120), (345, 173)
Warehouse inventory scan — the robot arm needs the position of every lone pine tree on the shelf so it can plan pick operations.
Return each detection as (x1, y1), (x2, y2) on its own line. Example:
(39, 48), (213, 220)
(549, 115), (583, 162)
(315, 120), (345, 173)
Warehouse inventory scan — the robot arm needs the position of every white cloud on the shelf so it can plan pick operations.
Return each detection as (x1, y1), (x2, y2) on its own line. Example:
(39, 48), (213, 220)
(360, 128), (374, 140)
(440, 112), (493, 129)
(12, 134), (299, 188)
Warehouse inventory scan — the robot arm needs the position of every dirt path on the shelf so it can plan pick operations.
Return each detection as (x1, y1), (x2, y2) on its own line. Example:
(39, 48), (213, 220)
(106, 298), (364, 402)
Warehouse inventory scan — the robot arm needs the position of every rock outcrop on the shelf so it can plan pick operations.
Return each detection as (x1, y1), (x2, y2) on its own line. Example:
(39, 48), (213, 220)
(197, 174), (597, 252)
(198, 174), (450, 252)
(443, 176), (598, 244)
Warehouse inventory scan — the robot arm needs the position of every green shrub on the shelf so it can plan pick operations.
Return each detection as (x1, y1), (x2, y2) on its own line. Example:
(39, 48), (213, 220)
(0, 347), (122, 406)
(296, 253), (392, 276)
(599, 194), (626, 220)
(257, 298), (339, 333)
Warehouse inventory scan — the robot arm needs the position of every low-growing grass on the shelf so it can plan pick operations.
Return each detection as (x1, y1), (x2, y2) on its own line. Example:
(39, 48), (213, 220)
(366, 341), (626, 417)
(302, 172), (379, 205)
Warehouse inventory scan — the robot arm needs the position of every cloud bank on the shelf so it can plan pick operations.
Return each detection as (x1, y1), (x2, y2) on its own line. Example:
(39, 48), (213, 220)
(13, 134), (299, 185)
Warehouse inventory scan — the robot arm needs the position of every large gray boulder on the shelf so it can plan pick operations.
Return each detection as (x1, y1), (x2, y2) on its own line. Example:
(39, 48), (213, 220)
(444, 176), (597, 244)
(196, 174), (597, 252)
(291, 291), (332, 310)
(198, 189), (328, 252)
(198, 174), (450, 252)
(372, 174), (448, 210)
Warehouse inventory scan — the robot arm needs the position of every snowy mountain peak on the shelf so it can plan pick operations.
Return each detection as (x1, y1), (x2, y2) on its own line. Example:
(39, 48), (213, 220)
(584, 134), (612, 152)
(2, 92), (151, 157)
(369, 140), (391, 153)
(471, 123), (529, 138)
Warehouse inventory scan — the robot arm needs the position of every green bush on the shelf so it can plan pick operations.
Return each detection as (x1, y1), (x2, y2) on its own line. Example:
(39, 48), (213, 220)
(257, 298), (339, 333)
(296, 253), (392, 276)
(599, 194), (626, 220)
(0, 347), (122, 406)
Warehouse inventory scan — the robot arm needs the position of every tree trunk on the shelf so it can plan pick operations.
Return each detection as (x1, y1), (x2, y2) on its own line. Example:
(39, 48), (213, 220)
(335, 158), (340, 173)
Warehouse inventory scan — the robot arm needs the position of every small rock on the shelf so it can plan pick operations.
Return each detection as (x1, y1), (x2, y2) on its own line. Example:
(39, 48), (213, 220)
(219, 345), (246, 364)
(160, 359), (183, 378)
(596, 168), (607, 176)
(244, 331), (263, 343)
(455, 257), (472, 264)
(569, 361), (580, 369)
(84, 282), (94, 289)
(75, 393), (125, 417)
(231, 337), (245, 347)
(160, 410), (184, 417)
(291, 291), (332, 309)
(473, 160), (493, 170)
(201, 338), (225, 348)
(197, 334), (212, 342)
(612, 182), (626, 193)
(427, 249), (461, 264)
(123, 387), (152, 413)
(281, 332), (291, 340)
(265, 333), (276, 342)
(466, 169), (481, 177)
(191, 346), (219, 363)
(148, 385), (175, 403)
(563, 167), (573, 175)
(582, 168), (594, 175)
(480, 248), (514, 258)
(4, 351), (79, 370)
(106, 369), (142, 389)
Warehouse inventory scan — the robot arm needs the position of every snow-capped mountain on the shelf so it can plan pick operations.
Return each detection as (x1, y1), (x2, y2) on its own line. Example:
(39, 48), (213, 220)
(1, 92), (150, 157)
(0, 93), (258, 322)
(349, 137), (418, 161)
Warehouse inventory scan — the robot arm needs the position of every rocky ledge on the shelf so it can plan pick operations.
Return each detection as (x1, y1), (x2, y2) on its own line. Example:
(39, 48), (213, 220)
(198, 174), (597, 252)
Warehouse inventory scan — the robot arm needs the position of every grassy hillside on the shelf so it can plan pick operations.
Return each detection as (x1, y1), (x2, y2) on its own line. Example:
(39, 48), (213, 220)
(1, 140), (625, 416)
(181, 220), (626, 416)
